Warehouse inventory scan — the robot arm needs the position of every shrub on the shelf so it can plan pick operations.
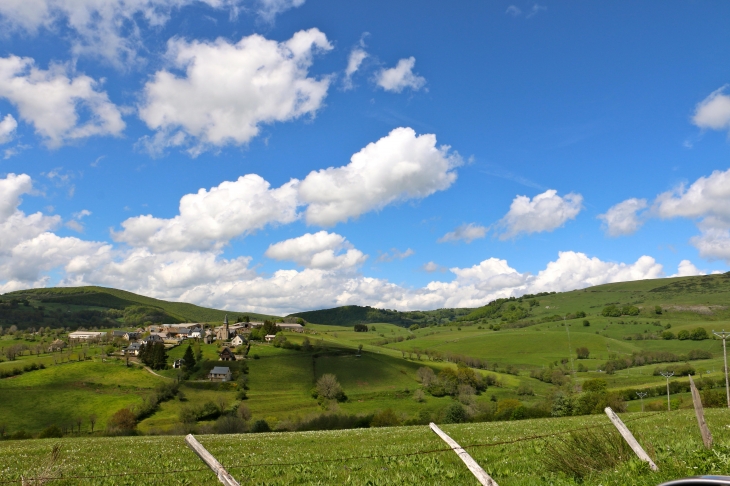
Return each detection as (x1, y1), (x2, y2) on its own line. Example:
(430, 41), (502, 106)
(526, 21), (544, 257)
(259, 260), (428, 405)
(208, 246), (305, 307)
(442, 403), (468, 424)
(371, 408), (401, 427)
(702, 389), (726, 408)
(215, 415), (247, 434)
(107, 408), (137, 433)
(413, 389), (425, 402)
(353, 324), (368, 332)
(582, 379), (608, 393)
(9, 430), (30, 440)
(662, 331), (675, 340)
(516, 384), (534, 396)
(39, 425), (63, 439)
(582, 320), (590, 327)
(690, 327), (709, 340)
(250, 420), (271, 433)
(576, 347), (590, 359)
(677, 330), (690, 340)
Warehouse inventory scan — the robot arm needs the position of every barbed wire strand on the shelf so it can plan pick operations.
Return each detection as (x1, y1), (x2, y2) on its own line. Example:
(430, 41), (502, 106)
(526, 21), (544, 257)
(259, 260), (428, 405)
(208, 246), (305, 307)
(0, 412), (661, 485)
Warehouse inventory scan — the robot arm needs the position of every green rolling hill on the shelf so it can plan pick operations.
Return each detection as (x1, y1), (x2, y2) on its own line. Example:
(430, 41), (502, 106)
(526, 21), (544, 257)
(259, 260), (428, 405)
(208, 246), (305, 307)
(0, 286), (277, 328)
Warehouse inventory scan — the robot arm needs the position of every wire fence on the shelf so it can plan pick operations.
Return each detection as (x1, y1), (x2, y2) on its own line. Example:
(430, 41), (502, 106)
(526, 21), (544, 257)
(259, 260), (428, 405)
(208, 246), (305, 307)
(0, 412), (662, 485)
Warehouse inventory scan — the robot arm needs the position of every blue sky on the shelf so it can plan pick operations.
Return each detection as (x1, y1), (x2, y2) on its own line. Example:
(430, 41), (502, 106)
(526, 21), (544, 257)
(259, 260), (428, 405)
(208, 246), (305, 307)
(1, 1), (730, 314)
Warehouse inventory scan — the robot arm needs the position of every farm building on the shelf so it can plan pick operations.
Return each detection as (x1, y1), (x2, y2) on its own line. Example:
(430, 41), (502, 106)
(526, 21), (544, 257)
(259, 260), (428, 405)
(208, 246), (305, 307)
(208, 366), (231, 382)
(264, 334), (276, 342)
(68, 331), (106, 341)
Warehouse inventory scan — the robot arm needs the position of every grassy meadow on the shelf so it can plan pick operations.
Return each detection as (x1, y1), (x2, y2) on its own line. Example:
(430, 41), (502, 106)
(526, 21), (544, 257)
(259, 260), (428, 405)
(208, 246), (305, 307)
(2, 409), (730, 485)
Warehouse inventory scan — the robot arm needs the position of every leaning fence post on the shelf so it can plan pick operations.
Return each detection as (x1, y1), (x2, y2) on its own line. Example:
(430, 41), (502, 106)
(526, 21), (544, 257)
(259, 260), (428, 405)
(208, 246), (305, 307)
(688, 375), (713, 449)
(185, 434), (240, 486)
(604, 407), (658, 471)
(429, 422), (498, 486)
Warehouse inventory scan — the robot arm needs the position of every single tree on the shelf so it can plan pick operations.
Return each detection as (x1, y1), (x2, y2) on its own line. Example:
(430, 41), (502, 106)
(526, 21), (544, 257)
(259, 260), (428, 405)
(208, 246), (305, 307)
(89, 414), (97, 433)
(316, 374), (344, 400)
(182, 345), (196, 368)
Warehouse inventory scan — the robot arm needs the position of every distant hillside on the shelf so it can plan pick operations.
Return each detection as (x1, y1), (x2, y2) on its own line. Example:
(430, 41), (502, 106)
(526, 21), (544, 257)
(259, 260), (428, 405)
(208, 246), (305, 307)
(289, 273), (730, 327)
(0, 286), (277, 330)
(288, 305), (471, 327)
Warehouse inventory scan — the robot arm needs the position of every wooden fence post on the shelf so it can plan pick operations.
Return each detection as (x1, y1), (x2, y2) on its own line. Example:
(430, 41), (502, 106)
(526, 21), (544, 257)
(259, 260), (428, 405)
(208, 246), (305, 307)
(604, 407), (658, 471)
(429, 423), (498, 486)
(185, 434), (240, 486)
(688, 375), (713, 449)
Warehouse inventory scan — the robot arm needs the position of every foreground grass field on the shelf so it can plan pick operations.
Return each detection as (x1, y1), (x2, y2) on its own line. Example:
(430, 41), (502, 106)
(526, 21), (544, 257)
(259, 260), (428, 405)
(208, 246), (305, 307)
(1, 409), (729, 485)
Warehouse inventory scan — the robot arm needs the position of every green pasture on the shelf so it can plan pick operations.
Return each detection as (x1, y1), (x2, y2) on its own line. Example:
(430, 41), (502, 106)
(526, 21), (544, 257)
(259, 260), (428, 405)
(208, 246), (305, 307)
(3, 409), (730, 485)
(0, 360), (161, 434)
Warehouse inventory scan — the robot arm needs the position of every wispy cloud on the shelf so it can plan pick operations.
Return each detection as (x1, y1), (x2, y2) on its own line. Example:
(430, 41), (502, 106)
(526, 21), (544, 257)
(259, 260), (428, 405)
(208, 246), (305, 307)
(377, 248), (415, 262)
(438, 223), (488, 243)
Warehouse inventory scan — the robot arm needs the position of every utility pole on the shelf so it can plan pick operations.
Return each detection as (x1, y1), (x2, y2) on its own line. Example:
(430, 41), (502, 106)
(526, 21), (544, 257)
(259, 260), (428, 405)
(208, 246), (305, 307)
(660, 371), (674, 411)
(636, 391), (647, 412)
(712, 330), (730, 409)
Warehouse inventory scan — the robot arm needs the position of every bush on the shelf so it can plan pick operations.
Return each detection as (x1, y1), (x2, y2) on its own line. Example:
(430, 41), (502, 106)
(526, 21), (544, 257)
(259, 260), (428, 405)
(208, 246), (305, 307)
(250, 419), (271, 433)
(582, 320), (590, 327)
(442, 403), (468, 424)
(576, 347), (590, 359)
(677, 330), (690, 340)
(353, 324), (368, 332)
(582, 379), (607, 393)
(107, 408), (137, 433)
(702, 389), (726, 408)
(38, 424), (63, 439)
(690, 327), (709, 340)
(662, 331), (675, 340)
(371, 409), (401, 427)
(215, 415), (247, 434)
(9, 430), (30, 440)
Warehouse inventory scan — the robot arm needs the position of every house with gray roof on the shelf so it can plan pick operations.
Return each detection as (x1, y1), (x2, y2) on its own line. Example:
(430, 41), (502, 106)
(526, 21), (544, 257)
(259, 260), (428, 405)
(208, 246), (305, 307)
(208, 366), (232, 382)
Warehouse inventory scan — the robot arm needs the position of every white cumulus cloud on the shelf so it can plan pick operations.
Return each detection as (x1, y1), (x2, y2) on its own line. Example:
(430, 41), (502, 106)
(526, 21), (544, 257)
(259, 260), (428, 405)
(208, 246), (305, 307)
(497, 189), (583, 240)
(138, 29), (332, 156)
(598, 198), (648, 237)
(299, 127), (461, 226)
(438, 223), (487, 243)
(0, 56), (124, 147)
(0, 114), (18, 144)
(376, 57), (426, 93)
(693, 85), (730, 133)
(669, 259), (705, 277)
(113, 174), (299, 252)
(265, 231), (366, 270)
(653, 168), (730, 223)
